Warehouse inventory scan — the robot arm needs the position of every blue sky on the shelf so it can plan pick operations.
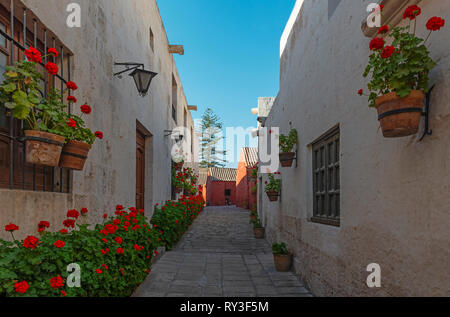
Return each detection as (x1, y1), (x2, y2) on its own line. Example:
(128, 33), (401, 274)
(157, 0), (295, 166)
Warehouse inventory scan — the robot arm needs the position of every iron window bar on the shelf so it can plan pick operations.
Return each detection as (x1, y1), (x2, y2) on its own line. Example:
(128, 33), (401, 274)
(0, 0), (73, 193)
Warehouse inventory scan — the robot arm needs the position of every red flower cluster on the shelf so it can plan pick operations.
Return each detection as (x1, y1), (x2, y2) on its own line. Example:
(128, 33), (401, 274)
(80, 104), (92, 115)
(67, 118), (77, 128)
(381, 45), (395, 59)
(116, 247), (124, 255)
(81, 208), (88, 215)
(66, 81), (78, 90)
(50, 276), (64, 290)
(23, 235), (39, 249)
(403, 5), (421, 20)
(48, 47), (58, 57)
(67, 96), (77, 103)
(60, 229), (68, 234)
(377, 25), (389, 34)
(67, 209), (80, 219)
(114, 236), (123, 244)
(95, 131), (104, 139)
(63, 219), (75, 228)
(53, 240), (65, 248)
(426, 17), (445, 31)
(358, 89), (364, 96)
(133, 244), (144, 251)
(5, 223), (19, 232)
(369, 37), (385, 51)
(14, 281), (29, 294)
(45, 62), (59, 75)
(25, 47), (41, 63)
(38, 221), (50, 233)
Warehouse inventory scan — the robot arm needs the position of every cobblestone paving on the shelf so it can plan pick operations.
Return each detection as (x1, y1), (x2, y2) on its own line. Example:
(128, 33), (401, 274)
(134, 206), (312, 297)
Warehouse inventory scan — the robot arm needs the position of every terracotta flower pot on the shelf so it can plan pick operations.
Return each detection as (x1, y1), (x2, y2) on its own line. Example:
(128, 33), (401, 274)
(24, 130), (65, 167)
(279, 152), (296, 167)
(375, 90), (425, 138)
(59, 140), (91, 171)
(273, 254), (292, 272)
(253, 227), (265, 239)
(266, 191), (279, 202)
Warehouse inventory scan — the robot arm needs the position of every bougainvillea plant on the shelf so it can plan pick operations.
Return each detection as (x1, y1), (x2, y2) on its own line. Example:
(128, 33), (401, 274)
(264, 172), (281, 193)
(361, 5), (445, 107)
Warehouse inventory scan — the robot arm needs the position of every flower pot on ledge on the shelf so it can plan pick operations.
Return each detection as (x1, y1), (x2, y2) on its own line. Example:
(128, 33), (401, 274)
(59, 140), (91, 171)
(266, 191), (279, 202)
(24, 130), (65, 167)
(253, 227), (265, 239)
(273, 254), (293, 272)
(279, 152), (295, 167)
(375, 90), (425, 138)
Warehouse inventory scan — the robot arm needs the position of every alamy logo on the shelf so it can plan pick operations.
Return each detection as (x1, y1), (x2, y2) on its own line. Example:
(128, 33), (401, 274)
(66, 3), (81, 28)
(366, 263), (381, 288)
(367, 3), (382, 28)
(67, 263), (81, 288)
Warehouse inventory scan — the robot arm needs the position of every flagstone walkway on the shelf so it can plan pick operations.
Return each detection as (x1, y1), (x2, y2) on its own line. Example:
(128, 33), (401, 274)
(134, 206), (312, 297)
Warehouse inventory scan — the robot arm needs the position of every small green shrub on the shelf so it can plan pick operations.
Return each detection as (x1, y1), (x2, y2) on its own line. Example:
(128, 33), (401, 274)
(272, 242), (289, 256)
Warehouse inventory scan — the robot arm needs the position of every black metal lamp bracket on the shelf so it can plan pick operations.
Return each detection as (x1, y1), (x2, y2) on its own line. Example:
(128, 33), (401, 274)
(420, 85), (435, 141)
(113, 62), (144, 77)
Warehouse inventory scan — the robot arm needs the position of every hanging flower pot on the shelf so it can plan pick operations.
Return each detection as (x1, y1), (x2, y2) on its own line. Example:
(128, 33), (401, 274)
(279, 152), (296, 167)
(59, 140), (91, 171)
(360, 6), (444, 138)
(375, 90), (425, 138)
(24, 130), (65, 167)
(266, 191), (279, 202)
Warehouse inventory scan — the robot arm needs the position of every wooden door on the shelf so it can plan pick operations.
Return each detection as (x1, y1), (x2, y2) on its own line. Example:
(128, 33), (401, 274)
(136, 130), (146, 211)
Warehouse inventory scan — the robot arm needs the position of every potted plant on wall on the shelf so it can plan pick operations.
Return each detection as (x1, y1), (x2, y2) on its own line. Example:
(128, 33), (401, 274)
(279, 126), (298, 167)
(251, 216), (265, 239)
(0, 48), (67, 167)
(172, 150), (185, 171)
(272, 242), (293, 272)
(360, 5), (445, 138)
(249, 164), (258, 182)
(264, 173), (281, 202)
(57, 92), (102, 171)
(172, 168), (186, 194)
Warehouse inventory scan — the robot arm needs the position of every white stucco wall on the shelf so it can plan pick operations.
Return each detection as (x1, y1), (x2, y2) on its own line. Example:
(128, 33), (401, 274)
(1, 0), (198, 239)
(260, 0), (450, 296)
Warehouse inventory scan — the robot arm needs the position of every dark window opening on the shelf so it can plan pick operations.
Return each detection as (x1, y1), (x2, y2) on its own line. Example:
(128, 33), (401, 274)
(225, 189), (231, 196)
(312, 126), (340, 226)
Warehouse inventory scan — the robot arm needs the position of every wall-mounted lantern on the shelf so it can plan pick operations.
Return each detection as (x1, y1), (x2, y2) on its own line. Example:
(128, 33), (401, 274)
(114, 62), (158, 97)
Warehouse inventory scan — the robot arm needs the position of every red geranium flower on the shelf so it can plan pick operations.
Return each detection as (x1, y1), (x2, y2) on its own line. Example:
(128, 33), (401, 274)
(426, 17), (445, 31)
(114, 236), (123, 244)
(60, 229), (68, 234)
(38, 221), (50, 229)
(358, 89), (364, 96)
(403, 5), (421, 20)
(369, 37), (385, 51)
(101, 264), (109, 270)
(113, 219), (121, 225)
(53, 240), (65, 248)
(67, 96), (77, 103)
(50, 276), (64, 289)
(103, 213), (108, 219)
(102, 238), (108, 243)
(381, 45), (395, 59)
(96, 269), (103, 274)
(48, 47), (58, 57)
(80, 104), (92, 115)
(63, 219), (75, 228)
(377, 25), (389, 34)
(45, 62), (59, 75)
(25, 47), (41, 63)
(61, 291), (67, 297)
(14, 281), (29, 294)
(5, 223), (19, 232)
(116, 247), (124, 255)
(66, 118), (77, 128)
(66, 81), (78, 90)
(116, 205), (124, 210)
(23, 236), (39, 249)
(101, 248), (109, 255)
(67, 209), (80, 219)
(95, 131), (104, 139)
(81, 208), (88, 215)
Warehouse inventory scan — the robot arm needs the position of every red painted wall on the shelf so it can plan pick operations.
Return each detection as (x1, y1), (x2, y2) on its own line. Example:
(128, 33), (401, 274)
(236, 162), (257, 210)
(206, 180), (236, 206)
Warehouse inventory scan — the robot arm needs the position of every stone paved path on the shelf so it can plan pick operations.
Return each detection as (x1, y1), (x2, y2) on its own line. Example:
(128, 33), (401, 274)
(134, 206), (312, 297)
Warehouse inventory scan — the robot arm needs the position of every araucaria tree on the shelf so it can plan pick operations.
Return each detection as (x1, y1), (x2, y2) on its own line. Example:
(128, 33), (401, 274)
(199, 108), (227, 168)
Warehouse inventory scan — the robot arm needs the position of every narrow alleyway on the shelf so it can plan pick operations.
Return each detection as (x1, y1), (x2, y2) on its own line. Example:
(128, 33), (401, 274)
(134, 206), (312, 297)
